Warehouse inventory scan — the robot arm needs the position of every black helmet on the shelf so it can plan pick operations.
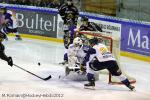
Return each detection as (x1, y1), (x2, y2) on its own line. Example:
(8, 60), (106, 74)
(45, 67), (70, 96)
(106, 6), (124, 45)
(81, 16), (89, 22)
(89, 37), (99, 45)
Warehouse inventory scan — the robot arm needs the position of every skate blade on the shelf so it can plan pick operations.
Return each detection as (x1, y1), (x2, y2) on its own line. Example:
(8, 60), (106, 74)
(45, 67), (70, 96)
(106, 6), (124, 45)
(130, 88), (136, 92)
(84, 86), (95, 90)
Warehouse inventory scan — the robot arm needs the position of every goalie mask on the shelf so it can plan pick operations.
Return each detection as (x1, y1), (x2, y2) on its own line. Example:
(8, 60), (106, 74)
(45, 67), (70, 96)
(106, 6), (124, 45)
(73, 37), (83, 48)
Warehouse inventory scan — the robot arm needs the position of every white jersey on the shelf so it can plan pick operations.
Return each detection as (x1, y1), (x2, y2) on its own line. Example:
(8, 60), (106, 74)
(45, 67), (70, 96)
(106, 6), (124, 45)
(68, 44), (89, 64)
(93, 43), (115, 62)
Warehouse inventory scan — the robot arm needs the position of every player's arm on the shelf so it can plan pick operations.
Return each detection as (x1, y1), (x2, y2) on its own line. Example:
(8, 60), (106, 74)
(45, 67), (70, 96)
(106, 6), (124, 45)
(0, 42), (13, 67)
(72, 6), (79, 25)
(75, 7), (79, 19)
(90, 22), (102, 32)
(79, 25), (86, 31)
(82, 47), (96, 68)
(2, 13), (12, 25)
(58, 4), (66, 20)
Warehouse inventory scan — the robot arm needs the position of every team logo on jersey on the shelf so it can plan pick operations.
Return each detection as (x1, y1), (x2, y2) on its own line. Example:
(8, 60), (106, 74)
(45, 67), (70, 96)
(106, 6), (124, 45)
(99, 47), (107, 54)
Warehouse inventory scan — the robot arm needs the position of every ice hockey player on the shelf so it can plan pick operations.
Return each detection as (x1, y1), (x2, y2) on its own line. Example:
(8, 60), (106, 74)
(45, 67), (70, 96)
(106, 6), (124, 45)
(0, 32), (13, 67)
(79, 16), (102, 32)
(76, 16), (103, 44)
(82, 37), (135, 90)
(0, 7), (22, 41)
(58, 0), (79, 65)
(67, 37), (89, 73)
(66, 37), (100, 81)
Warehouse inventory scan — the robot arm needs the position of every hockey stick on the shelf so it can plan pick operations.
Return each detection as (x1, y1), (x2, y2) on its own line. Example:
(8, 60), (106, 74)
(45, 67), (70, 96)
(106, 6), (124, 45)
(13, 64), (51, 81)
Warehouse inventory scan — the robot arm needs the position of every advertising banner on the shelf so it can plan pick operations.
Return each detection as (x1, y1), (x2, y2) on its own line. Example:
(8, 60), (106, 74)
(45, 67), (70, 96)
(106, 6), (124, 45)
(16, 9), (57, 37)
(88, 18), (121, 39)
(0, 6), (58, 38)
(57, 16), (122, 39)
(121, 23), (150, 56)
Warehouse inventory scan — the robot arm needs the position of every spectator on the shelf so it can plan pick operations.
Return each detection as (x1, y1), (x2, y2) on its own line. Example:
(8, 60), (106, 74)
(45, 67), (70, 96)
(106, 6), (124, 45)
(0, 0), (6, 3)
(48, 0), (60, 8)
(29, 0), (35, 6)
(42, 0), (51, 7)
(34, 0), (43, 7)
(9, 0), (20, 4)
(19, 0), (31, 5)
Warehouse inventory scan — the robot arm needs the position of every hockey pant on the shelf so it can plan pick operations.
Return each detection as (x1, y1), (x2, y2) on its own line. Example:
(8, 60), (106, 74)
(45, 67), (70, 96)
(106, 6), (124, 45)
(86, 60), (130, 84)
(0, 43), (9, 62)
(63, 25), (76, 49)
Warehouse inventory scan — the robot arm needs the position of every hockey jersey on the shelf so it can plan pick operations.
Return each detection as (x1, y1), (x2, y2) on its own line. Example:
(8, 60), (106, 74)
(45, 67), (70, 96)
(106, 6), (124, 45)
(3, 10), (17, 29)
(83, 43), (116, 67)
(58, 3), (79, 25)
(68, 44), (90, 64)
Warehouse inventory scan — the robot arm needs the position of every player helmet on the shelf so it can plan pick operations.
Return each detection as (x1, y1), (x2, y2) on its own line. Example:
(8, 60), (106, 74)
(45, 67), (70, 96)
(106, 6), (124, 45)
(73, 37), (83, 47)
(89, 37), (99, 46)
(81, 16), (89, 22)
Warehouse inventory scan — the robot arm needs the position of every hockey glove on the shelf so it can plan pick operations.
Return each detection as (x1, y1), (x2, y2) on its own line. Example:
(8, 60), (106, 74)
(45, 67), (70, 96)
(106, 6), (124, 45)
(7, 57), (13, 67)
(80, 64), (86, 71)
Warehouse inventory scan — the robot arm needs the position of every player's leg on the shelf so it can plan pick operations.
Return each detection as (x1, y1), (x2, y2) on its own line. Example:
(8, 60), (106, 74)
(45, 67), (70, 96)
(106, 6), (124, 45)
(84, 60), (103, 89)
(107, 61), (135, 90)
(69, 25), (76, 45)
(63, 24), (70, 49)
(0, 33), (13, 66)
(61, 24), (70, 64)
(1, 27), (9, 40)
(12, 28), (22, 40)
(62, 49), (68, 65)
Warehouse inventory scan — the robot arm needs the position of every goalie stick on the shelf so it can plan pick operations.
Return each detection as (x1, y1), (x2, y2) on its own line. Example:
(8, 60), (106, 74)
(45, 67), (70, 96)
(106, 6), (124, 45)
(13, 64), (51, 81)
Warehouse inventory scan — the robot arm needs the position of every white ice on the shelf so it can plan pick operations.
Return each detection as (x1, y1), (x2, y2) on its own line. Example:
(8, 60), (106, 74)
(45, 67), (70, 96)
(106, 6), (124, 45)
(0, 37), (150, 100)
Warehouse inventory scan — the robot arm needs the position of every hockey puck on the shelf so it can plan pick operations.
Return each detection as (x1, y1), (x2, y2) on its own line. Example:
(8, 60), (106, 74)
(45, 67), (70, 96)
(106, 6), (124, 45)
(38, 62), (41, 66)
(59, 75), (61, 79)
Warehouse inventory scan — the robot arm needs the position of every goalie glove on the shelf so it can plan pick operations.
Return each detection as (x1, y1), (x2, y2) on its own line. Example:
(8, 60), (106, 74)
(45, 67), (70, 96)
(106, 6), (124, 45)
(80, 64), (86, 71)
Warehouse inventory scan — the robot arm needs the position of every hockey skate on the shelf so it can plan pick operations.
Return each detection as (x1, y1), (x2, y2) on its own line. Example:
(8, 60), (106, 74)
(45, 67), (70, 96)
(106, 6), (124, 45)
(84, 81), (95, 90)
(122, 79), (135, 91)
(127, 85), (135, 91)
(15, 35), (22, 40)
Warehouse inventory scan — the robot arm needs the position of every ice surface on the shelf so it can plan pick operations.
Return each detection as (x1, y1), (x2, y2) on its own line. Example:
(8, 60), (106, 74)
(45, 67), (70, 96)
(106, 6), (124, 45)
(0, 37), (150, 100)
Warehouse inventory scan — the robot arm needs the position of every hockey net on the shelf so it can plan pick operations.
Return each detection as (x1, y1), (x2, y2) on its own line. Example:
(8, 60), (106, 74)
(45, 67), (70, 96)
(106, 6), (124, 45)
(75, 31), (136, 84)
